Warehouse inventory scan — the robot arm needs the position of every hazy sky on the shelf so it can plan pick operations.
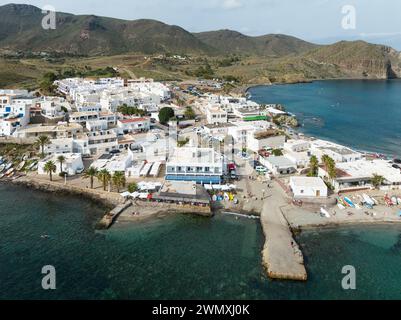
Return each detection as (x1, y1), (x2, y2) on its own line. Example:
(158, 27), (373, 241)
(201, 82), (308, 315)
(2, 0), (401, 47)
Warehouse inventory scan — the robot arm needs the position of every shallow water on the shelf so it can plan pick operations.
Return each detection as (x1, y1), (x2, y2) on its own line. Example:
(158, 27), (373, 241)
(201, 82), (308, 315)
(1, 183), (401, 299)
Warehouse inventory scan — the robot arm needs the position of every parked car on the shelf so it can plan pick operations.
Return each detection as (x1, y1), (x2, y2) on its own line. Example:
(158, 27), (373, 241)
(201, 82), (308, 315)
(255, 166), (267, 173)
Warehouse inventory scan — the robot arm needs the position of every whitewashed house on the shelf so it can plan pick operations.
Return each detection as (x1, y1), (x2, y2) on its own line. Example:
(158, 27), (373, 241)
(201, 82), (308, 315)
(289, 177), (328, 198)
(38, 153), (84, 176)
(117, 117), (150, 134)
(206, 105), (228, 125)
(261, 156), (296, 175)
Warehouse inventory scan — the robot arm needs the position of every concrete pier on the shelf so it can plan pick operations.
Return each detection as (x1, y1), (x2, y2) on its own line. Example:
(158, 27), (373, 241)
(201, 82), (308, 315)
(98, 202), (132, 229)
(260, 181), (307, 281)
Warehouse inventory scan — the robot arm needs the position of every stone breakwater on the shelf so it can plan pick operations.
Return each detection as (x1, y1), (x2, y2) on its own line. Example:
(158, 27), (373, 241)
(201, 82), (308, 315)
(260, 181), (307, 281)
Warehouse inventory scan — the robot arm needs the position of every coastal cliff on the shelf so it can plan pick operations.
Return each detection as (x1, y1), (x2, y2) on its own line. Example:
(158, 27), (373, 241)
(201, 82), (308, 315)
(304, 41), (401, 79)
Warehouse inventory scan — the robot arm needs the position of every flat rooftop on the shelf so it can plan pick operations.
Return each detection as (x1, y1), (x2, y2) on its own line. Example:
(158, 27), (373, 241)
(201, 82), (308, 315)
(336, 159), (401, 183)
(168, 147), (222, 165)
(290, 176), (327, 188)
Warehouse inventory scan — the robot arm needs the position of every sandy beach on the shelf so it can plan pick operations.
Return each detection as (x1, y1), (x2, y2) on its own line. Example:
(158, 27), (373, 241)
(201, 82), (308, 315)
(283, 190), (401, 230)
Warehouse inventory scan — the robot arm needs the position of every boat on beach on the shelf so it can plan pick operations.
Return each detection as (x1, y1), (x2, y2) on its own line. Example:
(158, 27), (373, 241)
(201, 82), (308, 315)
(343, 197), (355, 208)
(16, 161), (25, 171)
(320, 207), (331, 218)
(362, 194), (375, 207)
(5, 167), (14, 175)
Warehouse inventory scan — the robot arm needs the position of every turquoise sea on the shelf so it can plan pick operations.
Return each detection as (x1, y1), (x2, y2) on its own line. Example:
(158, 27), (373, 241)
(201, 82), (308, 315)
(248, 80), (401, 157)
(1, 183), (401, 300)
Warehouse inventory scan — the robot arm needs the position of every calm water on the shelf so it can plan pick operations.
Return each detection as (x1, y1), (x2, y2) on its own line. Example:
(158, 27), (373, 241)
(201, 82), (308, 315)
(249, 80), (401, 156)
(1, 183), (401, 299)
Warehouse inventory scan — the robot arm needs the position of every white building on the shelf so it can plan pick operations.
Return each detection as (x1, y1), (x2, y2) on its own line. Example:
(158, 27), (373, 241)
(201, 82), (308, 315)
(14, 122), (83, 139)
(247, 129), (286, 153)
(86, 130), (118, 155)
(284, 151), (310, 168)
(319, 159), (401, 192)
(284, 139), (311, 153)
(91, 151), (134, 175)
(117, 117), (150, 134)
(260, 156), (296, 175)
(36, 97), (70, 120)
(44, 138), (74, 155)
(38, 153), (84, 176)
(311, 140), (362, 163)
(0, 101), (30, 136)
(86, 120), (108, 132)
(69, 111), (99, 125)
(76, 103), (102, 113)
(290, 177), (328, 198)
(166, 147), (224, 184)
(206, 105), (228, 125)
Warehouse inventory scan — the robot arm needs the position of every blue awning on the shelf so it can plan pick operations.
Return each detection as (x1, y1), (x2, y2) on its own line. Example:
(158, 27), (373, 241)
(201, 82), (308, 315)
(165, 175), (221, 184)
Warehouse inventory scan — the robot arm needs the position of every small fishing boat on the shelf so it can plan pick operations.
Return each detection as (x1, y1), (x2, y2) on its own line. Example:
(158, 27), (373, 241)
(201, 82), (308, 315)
(320, 207), (331, 218)
(337, 203), (346, 210)
(28, 161), (37, 170)
(384, 195), (393, 206)
(16, 161), (25, 171)
(0, 164), (5, 172)
(5, 168), (14, 176)
(391, 196), (398, 206)
(4, 163), (12, 171)
(371, 197), (379, 205)
(364, 202), (373, 209)
(337, 197), (346, 206)
(0, 173), (4, 179)
(397, 198), (401, 205)
(343, 197), (355, 208)
(362, 194), (375, 206)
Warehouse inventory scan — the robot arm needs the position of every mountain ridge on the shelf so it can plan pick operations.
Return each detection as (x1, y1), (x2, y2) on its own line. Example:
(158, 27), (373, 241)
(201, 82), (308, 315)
(0, 3), (401, 84)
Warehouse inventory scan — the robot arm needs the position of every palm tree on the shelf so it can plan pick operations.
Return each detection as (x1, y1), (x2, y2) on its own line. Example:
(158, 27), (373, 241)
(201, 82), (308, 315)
(112, 171), (126, 193)
(43, 160), (56, 181)
(371, 174), (385, 189)
(321, 154), (330, 171)
(127, 182), (138, 193)
(36, 135), (50, 158)
(83, 167), (98, 189)
(308, 155), (319, 177)
(272, 149), (283, 156)
(327, 159), (337, 180)
(96, 169), (111, 191)
(57, 155), (66, 173)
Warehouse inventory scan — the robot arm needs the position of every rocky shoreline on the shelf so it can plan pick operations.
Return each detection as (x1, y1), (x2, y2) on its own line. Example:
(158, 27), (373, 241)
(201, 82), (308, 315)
(6, 176), (213, 228)
(9, 176), (121, 210)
